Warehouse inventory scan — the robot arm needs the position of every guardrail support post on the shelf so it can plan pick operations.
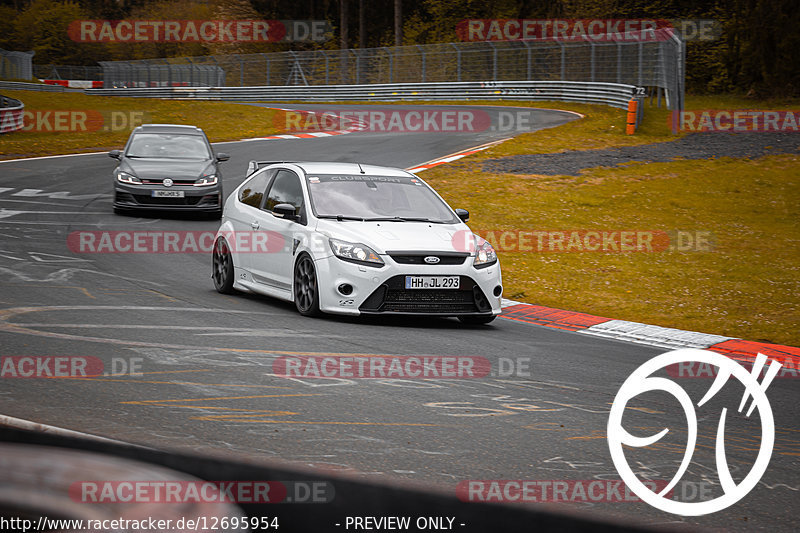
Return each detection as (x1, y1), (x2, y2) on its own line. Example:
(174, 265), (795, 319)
(626, 99), (638, 135)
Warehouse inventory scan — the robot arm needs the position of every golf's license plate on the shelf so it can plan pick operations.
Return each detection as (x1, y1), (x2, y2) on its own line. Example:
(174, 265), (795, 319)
(152, 190), (184, 198)
(405, 276), (460, 289)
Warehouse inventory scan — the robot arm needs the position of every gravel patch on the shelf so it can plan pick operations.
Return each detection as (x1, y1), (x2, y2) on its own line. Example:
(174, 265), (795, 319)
(483, 132), (800, 176)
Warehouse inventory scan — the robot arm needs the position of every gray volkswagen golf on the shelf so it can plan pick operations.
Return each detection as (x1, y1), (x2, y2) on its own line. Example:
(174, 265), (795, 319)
(110, 124), (229, 218)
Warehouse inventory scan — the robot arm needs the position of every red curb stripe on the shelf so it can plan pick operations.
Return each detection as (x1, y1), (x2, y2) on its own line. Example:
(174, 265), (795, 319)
(501, 304), (610, 331)
(708, 339), (800, 367)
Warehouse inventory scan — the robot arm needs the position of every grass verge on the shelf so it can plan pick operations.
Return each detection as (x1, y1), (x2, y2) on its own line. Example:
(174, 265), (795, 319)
(418, 95), (800, 346)
(0, 91), (280, 159)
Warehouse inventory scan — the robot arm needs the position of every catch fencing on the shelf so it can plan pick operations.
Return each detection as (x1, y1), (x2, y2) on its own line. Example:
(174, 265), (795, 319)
(98, 30), (683, 110)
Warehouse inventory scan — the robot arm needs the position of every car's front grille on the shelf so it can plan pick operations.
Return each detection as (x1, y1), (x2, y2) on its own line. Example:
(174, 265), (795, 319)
(141, 179), (196, 185)
(132, 194), (203, 206)
(359, 275), (492, 315)
(388, 252), (468, 265)
(383, 289), (476, 313)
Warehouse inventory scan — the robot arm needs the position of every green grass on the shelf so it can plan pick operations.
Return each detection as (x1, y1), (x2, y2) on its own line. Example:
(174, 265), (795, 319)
(417, 95), (800, 346)
(0, 90), (281, 159)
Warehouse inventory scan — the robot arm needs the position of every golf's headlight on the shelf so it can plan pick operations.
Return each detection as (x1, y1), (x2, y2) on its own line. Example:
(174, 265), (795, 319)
(473, 236), (497, 268)
(194, 174), (218, 186)
(116, 171), (141, 185)
(329, 238), (384, 267)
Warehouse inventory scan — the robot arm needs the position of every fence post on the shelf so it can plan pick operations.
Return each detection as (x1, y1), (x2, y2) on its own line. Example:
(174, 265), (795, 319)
(637, 42), (643, 86)
(416, 45), (426, 82)
(450, 44), (461, 82)
(523, 40), (531, 80)
(488, 41), (497, 80)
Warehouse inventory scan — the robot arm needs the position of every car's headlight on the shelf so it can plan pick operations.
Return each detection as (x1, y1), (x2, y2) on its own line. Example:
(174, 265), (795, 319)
(194, 174), (218, 187)
(473, 236), (497, 269)
(116, 171), (141, 185)
(329, 238), (384, 267)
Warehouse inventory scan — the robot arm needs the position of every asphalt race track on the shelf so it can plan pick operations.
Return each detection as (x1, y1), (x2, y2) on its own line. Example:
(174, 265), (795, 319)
(0, 104), (797, 531)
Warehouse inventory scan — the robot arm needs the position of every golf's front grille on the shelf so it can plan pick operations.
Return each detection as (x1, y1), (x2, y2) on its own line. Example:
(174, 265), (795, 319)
(359, 275), (492, 315)
(141, 179), (196, 185)
(133, 194), (203, 206)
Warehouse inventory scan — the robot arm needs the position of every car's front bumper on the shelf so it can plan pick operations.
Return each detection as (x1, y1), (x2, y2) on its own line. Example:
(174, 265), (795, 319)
(313, 253), (502, 316)
(114, 184), (221, 212)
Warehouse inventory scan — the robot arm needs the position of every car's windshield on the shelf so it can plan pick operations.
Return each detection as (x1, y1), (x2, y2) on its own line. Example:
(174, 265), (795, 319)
(306, 175), (458, 223)
(126, 133), (210, 159)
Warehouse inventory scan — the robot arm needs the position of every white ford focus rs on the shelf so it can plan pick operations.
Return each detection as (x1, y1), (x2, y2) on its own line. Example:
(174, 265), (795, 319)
(212, 161), (502, 323)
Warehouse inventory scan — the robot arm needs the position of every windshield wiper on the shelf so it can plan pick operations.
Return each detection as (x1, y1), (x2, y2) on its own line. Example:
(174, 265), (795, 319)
(364, 216), (434, 222)
(317, 215), (366, 221)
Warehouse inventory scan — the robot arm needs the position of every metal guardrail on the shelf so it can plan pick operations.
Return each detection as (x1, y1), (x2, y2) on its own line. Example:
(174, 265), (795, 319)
(86, 80), (643, 110)
(0, 95), (24, 134)
(0, 80), (65, 92)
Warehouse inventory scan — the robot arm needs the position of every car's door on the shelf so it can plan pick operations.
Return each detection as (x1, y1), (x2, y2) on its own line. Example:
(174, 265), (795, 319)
(228, 168), (274, 274)
(249, 168), (307, 291)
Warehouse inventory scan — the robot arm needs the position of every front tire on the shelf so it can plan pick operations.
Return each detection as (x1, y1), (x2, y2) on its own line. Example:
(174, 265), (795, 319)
(458, 315), (496, 325)
(294, 254), (321, 317)
(212, 238), (235, 294)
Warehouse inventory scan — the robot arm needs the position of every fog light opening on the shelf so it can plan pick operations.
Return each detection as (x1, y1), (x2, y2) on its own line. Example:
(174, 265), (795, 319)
(338, 283), (354, 296)
(493, 285), (503, 297)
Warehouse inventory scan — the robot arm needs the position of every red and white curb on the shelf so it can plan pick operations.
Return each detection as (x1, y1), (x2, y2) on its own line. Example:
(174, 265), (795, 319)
(242, 108), (368, 141)
(499, 299), (800, 367)
(407, 139), (510, 173)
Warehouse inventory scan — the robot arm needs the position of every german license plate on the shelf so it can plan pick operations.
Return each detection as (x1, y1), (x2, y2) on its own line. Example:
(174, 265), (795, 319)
(405, 276), (460, 289)
(152, 190), (184, 198)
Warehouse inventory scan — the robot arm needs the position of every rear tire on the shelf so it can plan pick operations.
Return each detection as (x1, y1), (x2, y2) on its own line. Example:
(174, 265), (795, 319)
(212, 237), (235, 294)
(294, 254), (321, 317)
(458, 315), (496, 325)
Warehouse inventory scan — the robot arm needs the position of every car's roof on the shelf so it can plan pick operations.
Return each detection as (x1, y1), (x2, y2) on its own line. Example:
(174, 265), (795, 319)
(133, 124), (205, 135)
(287, 162), (412, 177)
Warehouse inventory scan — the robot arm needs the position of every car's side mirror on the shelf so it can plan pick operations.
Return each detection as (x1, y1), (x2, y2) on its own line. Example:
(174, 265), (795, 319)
(273, 203), (298, 221)
(455, 208), (469, 222)
(108, 150), (121, 160)
(216, 152), (230, 162)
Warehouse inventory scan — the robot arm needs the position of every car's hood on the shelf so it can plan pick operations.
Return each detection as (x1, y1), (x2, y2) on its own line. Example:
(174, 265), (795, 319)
(315, 219), (471, 254)
(121, 158), (214, 179)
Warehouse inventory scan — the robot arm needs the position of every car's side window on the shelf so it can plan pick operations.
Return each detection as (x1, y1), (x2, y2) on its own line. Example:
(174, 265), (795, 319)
(263, 170), (305, 216)
(238, 170), (273, 208)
